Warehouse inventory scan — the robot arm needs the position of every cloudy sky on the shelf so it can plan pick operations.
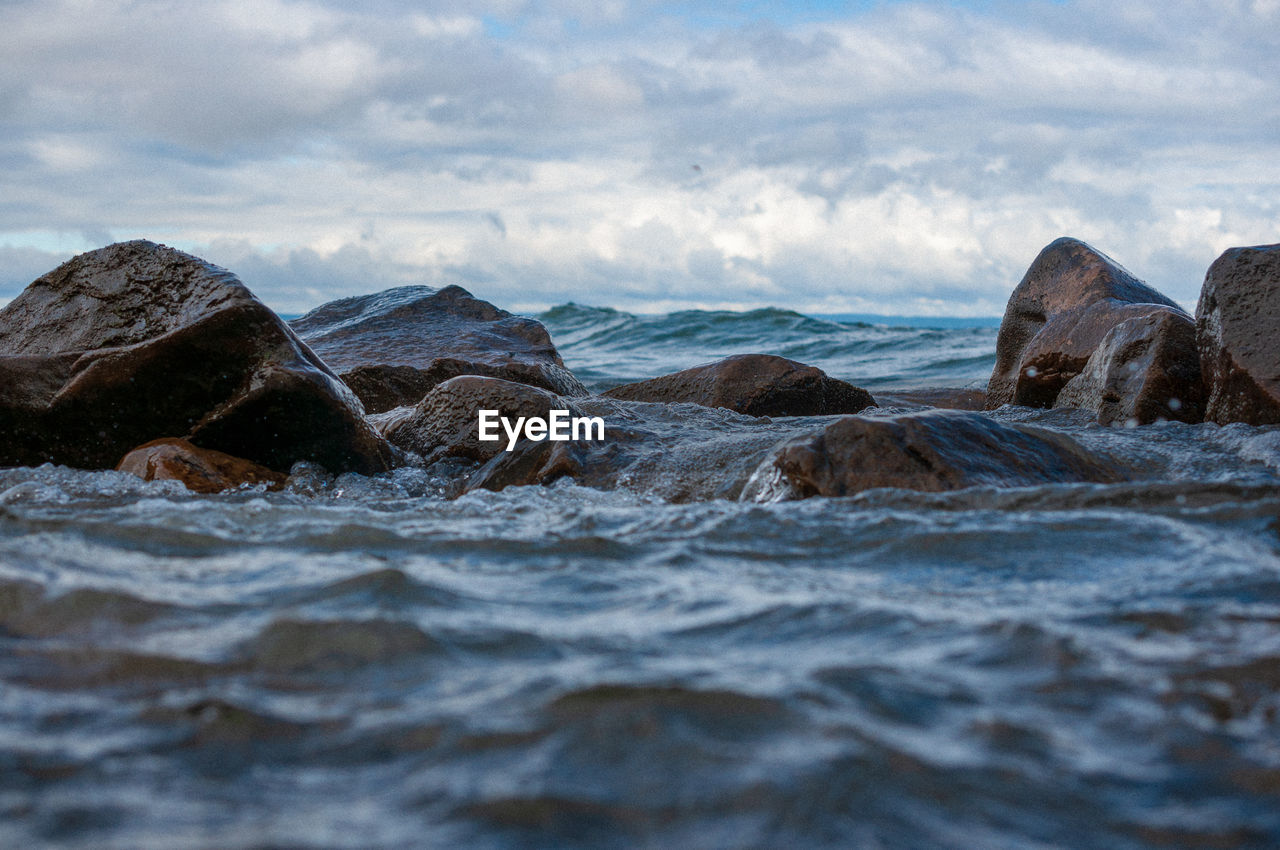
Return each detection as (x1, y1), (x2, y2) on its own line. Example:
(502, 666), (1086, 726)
(1, 0), (1278, 316)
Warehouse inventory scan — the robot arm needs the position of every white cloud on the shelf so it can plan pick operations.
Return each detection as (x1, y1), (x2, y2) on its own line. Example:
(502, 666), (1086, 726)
(1, 0), (1278, 317)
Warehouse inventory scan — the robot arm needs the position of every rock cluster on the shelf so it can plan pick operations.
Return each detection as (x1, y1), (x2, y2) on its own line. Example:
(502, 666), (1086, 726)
(984, 236), (1280, 430)
(0, 241), (391, 475)
(985, 238), (1199, 424)
(4, 235), (1279, 498)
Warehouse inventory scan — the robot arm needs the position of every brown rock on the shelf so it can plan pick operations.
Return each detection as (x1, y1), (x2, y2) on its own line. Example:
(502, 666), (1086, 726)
(379, 375), (582, 463)
(290, 285), (587, 413)
(0, 241), (392, 473)
(116, 439), (286, 493)
(1056, 308), (1203, 425)
(602, 353), (875, 417)
(463, 397), (802, 502)
(875, 387), (988, 410)
(741, 410), (1126, 500)
(986, 238), (1184, 409)
(1196, 244), (1280, 425)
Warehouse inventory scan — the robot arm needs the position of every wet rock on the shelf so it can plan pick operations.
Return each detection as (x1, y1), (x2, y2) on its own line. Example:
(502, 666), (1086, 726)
(116, 438), (286, 493)
(741, 410), (1125, 501)
(1055, 309), (1203, 425)
(379, 376), (582, 463)
(603, 354), (875, 417)
(0, 241), (392, 473)
(459, 397), (808, 502)
(987, 238), (1184, 410)
(875, 387), (988, 411)
(290, 286), (587, 413)
(1196, 244), (1280, 425)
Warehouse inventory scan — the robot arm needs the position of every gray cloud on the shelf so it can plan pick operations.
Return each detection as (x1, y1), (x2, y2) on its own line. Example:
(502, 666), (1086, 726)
(2, 0), (1278, 316)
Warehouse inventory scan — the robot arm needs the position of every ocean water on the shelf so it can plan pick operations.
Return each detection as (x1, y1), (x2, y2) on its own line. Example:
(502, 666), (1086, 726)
(3, 308), (1280, 849)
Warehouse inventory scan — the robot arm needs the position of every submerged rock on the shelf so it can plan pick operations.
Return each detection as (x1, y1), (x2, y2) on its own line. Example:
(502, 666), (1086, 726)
(378, 386), (805, 502)
(741, 410), (1125, 501)
(1196, 244), (1280, 425)
(603, 354), (875, 417)
(0, 241), (391, 473)
(1055, 309), (1202, 425)
(986, 238), (1188, 412)
(117, 438), (286, 493)
(290, 285), (587, 413)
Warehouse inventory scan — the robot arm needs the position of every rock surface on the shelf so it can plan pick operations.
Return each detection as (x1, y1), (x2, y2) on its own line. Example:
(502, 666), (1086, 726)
(290, 286), (587, 413)
(0, 241), (391, 473)
(603, 354), (875, 417)
(1055, 309), (1202, 425)
(378, 376), (583, 463)
(464, 397), (804, 502)
(986, 238), (1184, 410)
(116, 438), (286, 493)
(1196, 244), (1280, 425)
(741, 410), (1125, 500)
(875, 387), (988, 410)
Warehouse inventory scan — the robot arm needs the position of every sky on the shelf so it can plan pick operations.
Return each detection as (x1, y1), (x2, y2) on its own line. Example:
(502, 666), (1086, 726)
(1, 0), (1278, 316)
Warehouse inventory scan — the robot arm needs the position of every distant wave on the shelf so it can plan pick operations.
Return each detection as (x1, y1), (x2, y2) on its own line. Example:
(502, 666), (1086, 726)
(537, 304), (999, 392)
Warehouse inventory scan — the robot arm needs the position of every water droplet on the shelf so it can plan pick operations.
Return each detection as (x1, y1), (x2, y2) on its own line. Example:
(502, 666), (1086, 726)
(1168, 397), (1182, 411)
(1025, 366), (1039, 378)
(1124, 417), (1140, 429)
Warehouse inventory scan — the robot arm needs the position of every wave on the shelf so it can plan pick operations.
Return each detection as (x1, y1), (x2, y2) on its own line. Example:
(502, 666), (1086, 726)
(537, 304), (998, 392)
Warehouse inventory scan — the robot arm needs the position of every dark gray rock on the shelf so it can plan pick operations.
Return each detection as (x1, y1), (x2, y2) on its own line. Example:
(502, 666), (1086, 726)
(0, 241), (392, 473)
(1196, 244), (1280, 425)
(290, 285), (586, 413)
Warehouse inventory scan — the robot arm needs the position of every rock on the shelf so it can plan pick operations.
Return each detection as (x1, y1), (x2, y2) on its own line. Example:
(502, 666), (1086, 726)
(602, 354), (875, 417)
(986, 238), (1185, 410)
(289, 286), (587, 413)
(741, 410), (1125, 500)
(379, 375), (581, 463)
(875, 388), (988, 410)
(464, 397), (803, 502)
(1196, 244), (1280, 425)
(1055, 309), (1203, 425)
(0, 241), (392, 473)
(116, 438), (286, 493)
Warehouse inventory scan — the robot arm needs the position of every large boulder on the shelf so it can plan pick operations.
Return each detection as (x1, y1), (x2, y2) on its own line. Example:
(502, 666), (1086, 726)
(1055, 309), (1202, 425)
(602, 353), (875, 417)
(986, 238), (1187, 411)
(1196, 244), (1280, 425)
(290, 285), (587, 413)
(741, 410), (1126, 501)
(0, 241), (392, 473)
(117, 438), (286, 493)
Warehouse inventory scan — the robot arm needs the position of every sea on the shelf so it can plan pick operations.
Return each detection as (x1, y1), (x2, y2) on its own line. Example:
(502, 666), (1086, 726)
(2, 305), (1280, 849)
